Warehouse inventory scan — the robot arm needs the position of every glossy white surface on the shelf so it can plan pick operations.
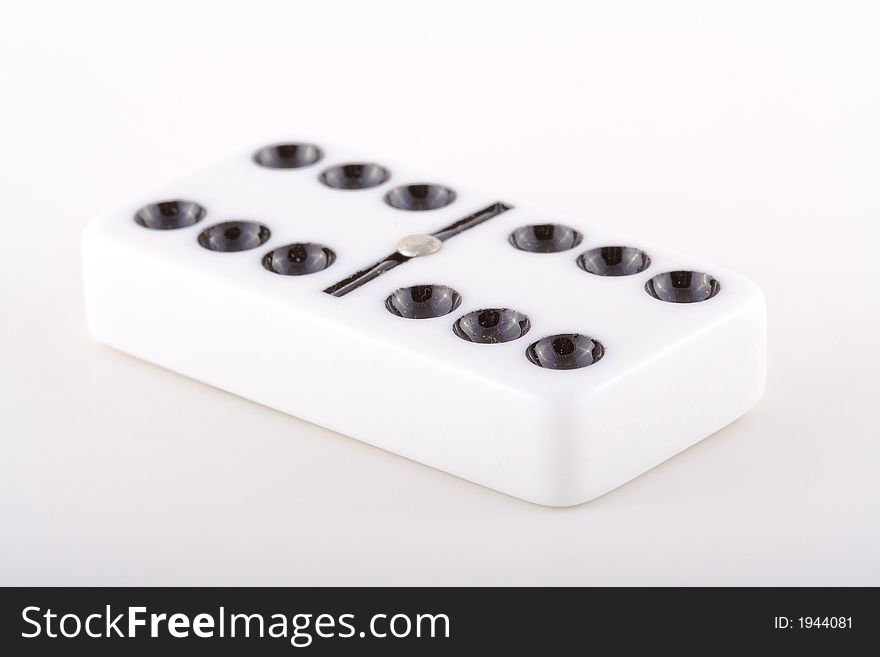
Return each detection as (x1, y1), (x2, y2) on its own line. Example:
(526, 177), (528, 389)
(2, 0), (878, 582)
(82, 143), (765, 505)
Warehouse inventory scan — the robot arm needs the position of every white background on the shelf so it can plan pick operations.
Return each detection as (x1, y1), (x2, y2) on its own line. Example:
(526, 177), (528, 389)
(1, 0), (878, 585)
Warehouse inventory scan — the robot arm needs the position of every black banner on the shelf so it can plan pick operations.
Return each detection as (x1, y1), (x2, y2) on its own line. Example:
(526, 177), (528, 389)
(0, 587), (875, 654)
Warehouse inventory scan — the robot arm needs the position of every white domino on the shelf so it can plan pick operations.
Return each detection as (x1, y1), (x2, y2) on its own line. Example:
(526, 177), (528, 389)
(81, 140), (766, 506)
